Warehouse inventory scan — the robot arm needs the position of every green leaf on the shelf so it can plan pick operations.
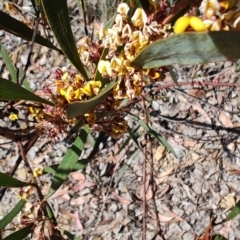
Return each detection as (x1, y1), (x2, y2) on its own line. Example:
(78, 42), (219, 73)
(0, 45), (32, 91)
(0, 44), (32, 91)
(225, 200), (240, 222)
(104, 15), (116, 30)
(45, 125), (89, 199)
(139, 119), (176, 157)
(40, 0), (89, 80)
(0, 44), (16, 83)
(87, 133), (95, 147)
(45, 202), (58, 226)
(0, 172), (31, 188)
(0, 77), (53, 105)
(131, 31), (240, 69)
(115, 136), (131, 156)
(88, 131), (106, 159)
(129, 113), (177, 157)
(18, 68), (32, 92)
(0, 11), (60, 52)
(65, 119), (85, 141)
(66, 79), (117, 118)
(0, 199), (27, 230)
(127, 127), (142, 151)
(212, 235), (227, 240)
(43, 159), (89, 175)
(2, 223), (34, 240)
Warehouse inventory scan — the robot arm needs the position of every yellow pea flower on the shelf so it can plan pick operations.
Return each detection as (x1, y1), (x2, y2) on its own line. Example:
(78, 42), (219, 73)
(97, 60), (112, 76)
(117, 3), (130, 16)
(9, 112), (18, 121)
(189, 16), (207, 32)
(174, 16), (190, 34)
(81, 81), (102, 97)
(131, 8), (148, 28)
(174, 16), (207, 33)
(33, 168), (43, 178)
(81, 82), (92, 96)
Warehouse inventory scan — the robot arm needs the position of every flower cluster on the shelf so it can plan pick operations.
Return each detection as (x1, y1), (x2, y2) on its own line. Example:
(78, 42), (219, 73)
(200, 0), (240, 30)
(174, 0), (240, 33)
(42, 3), (170, 137)
(54, 67), (101, 104)
(96, 3), (168, 100)
(37, 1), (240, 138)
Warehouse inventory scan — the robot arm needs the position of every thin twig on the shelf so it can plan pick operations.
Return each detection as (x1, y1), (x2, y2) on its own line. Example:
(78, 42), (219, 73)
(149, 137), (161, 236)
(153, 81), (240, 93)
(81, 0), (89, 36)
(141, 96), (149, 240)
(171, 88), (240, 114)
(19, 17), (40, 86)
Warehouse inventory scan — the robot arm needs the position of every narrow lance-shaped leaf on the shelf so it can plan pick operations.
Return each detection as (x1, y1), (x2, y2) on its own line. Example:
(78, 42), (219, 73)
(212, 235), (227, 240)
(66, 79), (117, 118)
(137, 118), (177, 157)
(128, 113), (177, 157)
(0, 172), (31, 188)
(43, 159), (89, 175)
(0, 77), (53, 105)
(45, 125), (89, 199)
(131, 31), (240, 69)
(2, 223), (34, 240)
(0, 199), (27, 230)
(0, 11), (60, 52)
(225, 200), (240, 222)
(0, 44), (16, 83)
(45, 202), (58, 226)
(127, 127), (142, 151)
(0, 45), (32, 91)
(40, 0), (89, 80)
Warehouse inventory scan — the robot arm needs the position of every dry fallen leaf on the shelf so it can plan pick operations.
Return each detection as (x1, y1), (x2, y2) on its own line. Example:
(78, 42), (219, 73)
(227, 142), (235, 152)
(155, 145), (166, 161)
(70, 196), (88, 206)
(219, 221), (231, 239)
(188, 88), (206, 98)
(220, 193), (236, 209)
(48, 186), (70, 201)
(72, 181), (96, 192)
(157, 168), (174, 184)
(162, 205), (185, 222)
(219, 111), (233, 128)
(74, 211), (84, 230)
(183, 138), (197, 147)
(70, 172), (85, 182)
(111, 191), (131, 206)
(192, 105), (212, 124)
(158, 214), (174, 222)
(146, 187), (153, 201)
(157, 184), (170, 199)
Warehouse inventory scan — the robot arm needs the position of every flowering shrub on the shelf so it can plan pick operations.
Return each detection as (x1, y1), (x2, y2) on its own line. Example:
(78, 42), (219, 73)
(1, 0), (240, 239)
(21, 0), (240, 140)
